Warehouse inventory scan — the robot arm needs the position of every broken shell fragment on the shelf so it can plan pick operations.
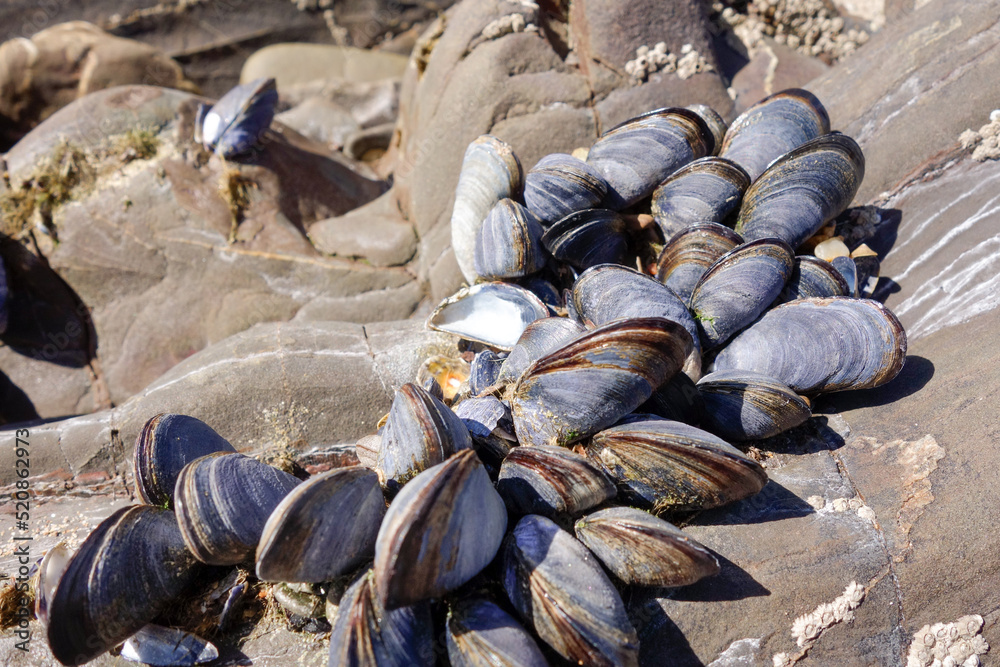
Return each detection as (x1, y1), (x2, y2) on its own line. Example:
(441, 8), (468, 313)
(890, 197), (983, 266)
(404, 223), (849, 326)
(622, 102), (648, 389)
(121, 624), (218, 666)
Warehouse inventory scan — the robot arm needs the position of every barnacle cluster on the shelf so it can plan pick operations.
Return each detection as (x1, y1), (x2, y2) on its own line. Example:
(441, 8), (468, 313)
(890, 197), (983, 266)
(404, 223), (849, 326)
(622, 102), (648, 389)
(959, 110), (1000, 162)
(906, 615), (989, 667)
(625, 43), (714, 82)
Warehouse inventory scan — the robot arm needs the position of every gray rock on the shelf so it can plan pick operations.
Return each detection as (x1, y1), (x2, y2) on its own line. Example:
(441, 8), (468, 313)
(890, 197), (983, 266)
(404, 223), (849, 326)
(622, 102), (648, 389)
(729, 38), (830, 116)
(240, 44), (409, 89)
(275, 96), (360, 150)
(309, 192), (418, 267)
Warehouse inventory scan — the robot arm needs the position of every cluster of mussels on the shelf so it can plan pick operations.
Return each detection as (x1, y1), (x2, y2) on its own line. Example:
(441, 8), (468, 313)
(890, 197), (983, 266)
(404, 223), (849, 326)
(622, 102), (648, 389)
(34, 88), (908, 667)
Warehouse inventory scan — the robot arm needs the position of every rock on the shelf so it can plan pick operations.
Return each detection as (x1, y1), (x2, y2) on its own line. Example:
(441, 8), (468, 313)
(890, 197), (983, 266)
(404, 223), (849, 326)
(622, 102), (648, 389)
(0, 21), (194, 149)
(275, 96), (360, 150)
(0, 86), (407, 411)
(280, 78), (401, 129)
(807, 0), (1000, 203)
(309, 192), (418, 267)
(241, 44), (409, 89)
(729, 37), (830, 116)
(343, 121), (396, 163)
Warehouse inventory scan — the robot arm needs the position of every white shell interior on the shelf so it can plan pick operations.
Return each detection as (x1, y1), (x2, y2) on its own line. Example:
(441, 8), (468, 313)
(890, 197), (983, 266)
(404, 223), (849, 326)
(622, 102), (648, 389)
(430, 284), (546, 350)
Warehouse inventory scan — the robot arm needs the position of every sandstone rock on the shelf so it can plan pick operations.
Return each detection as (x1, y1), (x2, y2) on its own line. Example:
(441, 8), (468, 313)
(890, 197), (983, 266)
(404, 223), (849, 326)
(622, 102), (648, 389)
(309, 192), (418, 267)
(807, 0), (1000, 203)
(0, 21), (194, 148)
(729, 37), (830, 116)
(241, 44), (409, 89)
(275, 96), (360, 150)
(280, 78), (401, 129)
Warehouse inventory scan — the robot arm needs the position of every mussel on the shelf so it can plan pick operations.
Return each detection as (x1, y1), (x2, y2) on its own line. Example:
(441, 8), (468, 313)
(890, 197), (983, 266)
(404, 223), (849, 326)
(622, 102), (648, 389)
(474, 198), (547, 280)
(453, 395), (517, 469)
(374, 449), (507, 608)
(586, 416), (768, 511)
(735, 133), (865, 250)
(451, 135), (523, 284)
(133, 413), (237, 508)
(777, 255), (850, 304)
(497, 445), (616, 517)
(0, 253), (8, 335)
(197, 77), (278, 157)
(540, 208), (629, 271)
(256, 467), (385, 583)
(651, 157), (750, 239)
(655, 223), (744, 304)
(713, 297), (907, 394)
(446, 598), (549, 667)
(509, 317), (692, 447)
(523, 153), (608, 224)
(574, 506), (719, 586)
(468, 349), (504, 395)
(497, 315), (587, 385)
(697, 370), (812, 440)
(587, 107), (715, 209)
(173, 452), (301, 565)
(503, 514), (640, 666)
(720, 89), (830, 181)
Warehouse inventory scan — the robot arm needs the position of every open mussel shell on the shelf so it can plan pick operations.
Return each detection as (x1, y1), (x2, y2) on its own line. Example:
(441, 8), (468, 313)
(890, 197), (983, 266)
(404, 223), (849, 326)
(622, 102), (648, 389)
(689, 238), (795, 350)
(497, 445), (616, 517)
(497, 315), (586, 385)
(651, 157), (750, 239)
(523, 153), (608, 224)
(121, 624), (218, 666)
(735, 133), (865, 250)
(174, 452), (301, 565)
(474, 198), (547, 280)
(451, 135), (523, 284)
(256, 467), (385, 583)
(329, 569), (435, 667)
(777, 255), (849, 304)
(374, 449), (507, 609)
(720, 88), (831, 181)
(853, 253), (881, 298)
(453, 395), (516, 469)
(540, 208), (628, 271)
(201, 77), (278, 157)
(503, 514), (640, 667)
(574, 506), (719, 587)
(36, 542), (72, 626)
(586, 416), (768, 511)
(447, 597), (549, 667)
(468, 349), (504, 395)
(376, 382), (472, 493)
(697, 370), (811, 441)
(655, 222), (744, 304)
(713, 296), (907, 394)
(133, 413), (237, 508)
(46, 506), (203, 666)
(427, 282), (548, 351)
(510, 317), (692, 448)
(572, 264), (703, 374)
(587, 107), (715, 209)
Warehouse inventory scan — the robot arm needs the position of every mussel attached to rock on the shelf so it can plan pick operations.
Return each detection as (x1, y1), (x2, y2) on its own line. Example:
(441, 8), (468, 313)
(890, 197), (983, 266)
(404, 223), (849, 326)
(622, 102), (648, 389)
(497, 445), (616, 517)
(697, 370), (812, 441)
(497, 315), (587, 385)
(777, 255), (850, 304)
(446, 598), (549, 667)
(574, 506), (719, 586)
(509, 317), (692, 447)
(197, 77), (278, 158)
(655, 222), (744, 304)
(503, 514), (640, 667)
(474, 198), (547, 280)
(586, 416), (768, 511)
(523, 153), (608, 224)
(540, 208), (629, 271)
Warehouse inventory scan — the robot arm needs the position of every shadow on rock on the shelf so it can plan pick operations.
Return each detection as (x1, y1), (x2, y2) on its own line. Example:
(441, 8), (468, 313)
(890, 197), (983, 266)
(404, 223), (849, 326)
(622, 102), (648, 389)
(693, 479), (816, 526)
(0, 370), (39, 424)
(754, 415), (847, 453)
(633, 598), (705, 667)
(819, 354), (935, 413)
(867, 207), (902, 259)
(664, 550), (771, 603)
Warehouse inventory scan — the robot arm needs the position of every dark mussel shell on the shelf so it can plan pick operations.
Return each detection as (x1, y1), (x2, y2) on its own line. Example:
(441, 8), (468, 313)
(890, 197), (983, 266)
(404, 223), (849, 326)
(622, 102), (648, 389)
(572, 264), (703, 372)
(574, 506), (719, 586)
(453, 395), (516, 469)
(509, 317), (692, 447)
(540, 208), (628, 271)
(468, 349), (504, 395)
(328, 570), (435, 667)
(651, 157), (750, 239)
(655, 222), (744, 304)
(697, 370), (812, 441)
(777, 255), (850, 304)
(587, 107), (715, 209)
(852, 253), (881, 298)
(474, 198), (547, 280)
(447, 597), (549, 667)
(523, 153), (608, 224)
(376, 382), (472, 493)
(637, 371), (705, 426)
(735, 133), (866, 250)
(497, 316), (587, 385)
(255, 467), (386, 583)
(497, 445), (616, 517)
(374, 450), (507, 609)
(133, 413), (237, 508)
(503, 514), (640, 667)
(174, 452), (301, 565)
(586, 416), (768, 511)
(713, 297), (907, 394)
(689, 238), (795, 350)
(200, 77), (278, 158)
(720, 88), (830, 181)
(46, 506), (203, 666)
